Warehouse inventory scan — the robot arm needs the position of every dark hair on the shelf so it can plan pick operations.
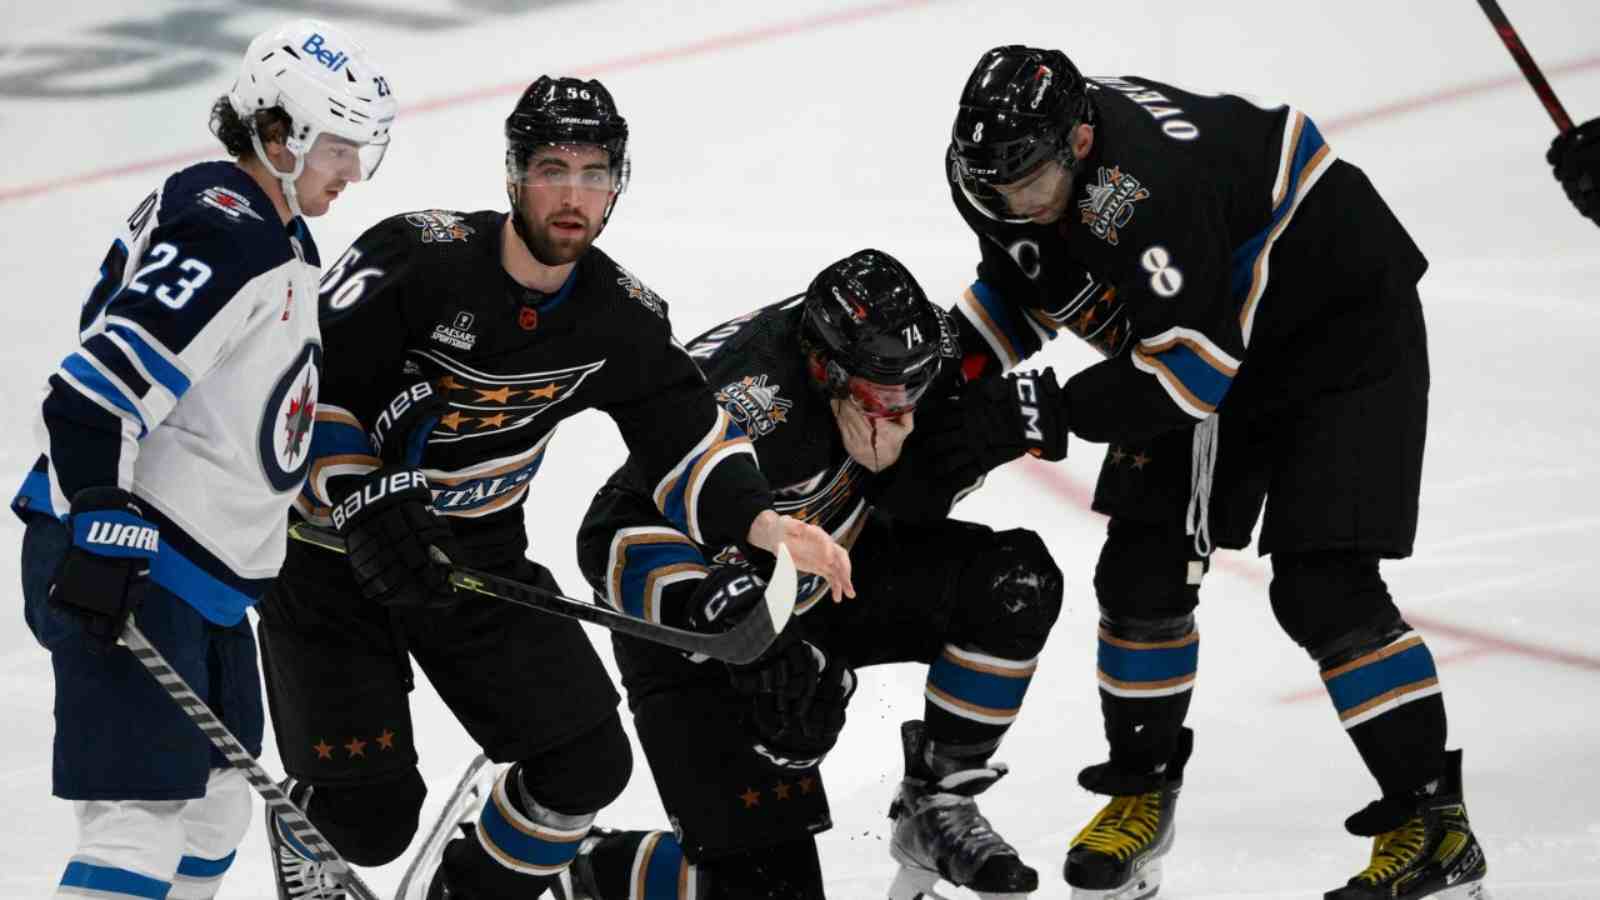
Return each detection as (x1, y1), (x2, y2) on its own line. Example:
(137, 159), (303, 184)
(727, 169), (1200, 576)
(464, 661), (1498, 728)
(209, 95), (292, 159)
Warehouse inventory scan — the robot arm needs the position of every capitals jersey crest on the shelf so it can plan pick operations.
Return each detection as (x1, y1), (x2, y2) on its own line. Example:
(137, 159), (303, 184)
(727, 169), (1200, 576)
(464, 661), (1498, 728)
(410, 348), (606, 444)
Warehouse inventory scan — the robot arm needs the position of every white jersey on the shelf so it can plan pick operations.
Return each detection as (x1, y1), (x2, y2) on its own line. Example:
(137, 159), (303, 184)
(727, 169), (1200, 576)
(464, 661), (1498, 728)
(12, 161), (323, 625)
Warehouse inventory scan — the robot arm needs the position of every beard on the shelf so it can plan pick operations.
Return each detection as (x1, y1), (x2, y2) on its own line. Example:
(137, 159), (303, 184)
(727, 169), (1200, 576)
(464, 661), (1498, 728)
(515, 205), (600, 267)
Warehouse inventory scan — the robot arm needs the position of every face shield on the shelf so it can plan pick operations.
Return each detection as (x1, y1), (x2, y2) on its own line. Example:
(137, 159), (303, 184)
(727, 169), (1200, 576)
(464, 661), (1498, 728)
(295, 131), (389, 183)
(841, 354), (937, 419)
(508, 143), (624, 195)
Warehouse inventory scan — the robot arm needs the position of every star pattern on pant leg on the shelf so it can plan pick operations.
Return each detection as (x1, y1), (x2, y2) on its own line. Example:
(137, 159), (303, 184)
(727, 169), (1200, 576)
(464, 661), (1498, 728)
(739, 787), (761, 808)
(345, 737), (367, 758)
(313, 740), (334, 760)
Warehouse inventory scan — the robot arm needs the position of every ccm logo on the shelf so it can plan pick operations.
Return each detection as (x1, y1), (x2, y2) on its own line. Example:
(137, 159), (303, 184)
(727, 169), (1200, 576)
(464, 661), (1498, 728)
(701, 574), (762, 623)
(1015, 376), (1044, 442)
(370, 382), (436, 456)
(331, 470), (430, 529)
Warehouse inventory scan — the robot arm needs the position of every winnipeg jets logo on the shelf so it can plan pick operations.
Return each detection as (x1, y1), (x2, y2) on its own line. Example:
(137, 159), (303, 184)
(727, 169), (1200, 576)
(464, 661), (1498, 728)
(1078, 165), (1150, 246)
(258, 343), (322, 493)
(282, 374), (316, 463)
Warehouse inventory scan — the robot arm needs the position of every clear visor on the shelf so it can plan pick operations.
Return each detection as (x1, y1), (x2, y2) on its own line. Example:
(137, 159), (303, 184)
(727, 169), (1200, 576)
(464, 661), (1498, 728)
(846, 374), (931, 419)
(300, 132), (389, 182)
(509, 143), (621, 193)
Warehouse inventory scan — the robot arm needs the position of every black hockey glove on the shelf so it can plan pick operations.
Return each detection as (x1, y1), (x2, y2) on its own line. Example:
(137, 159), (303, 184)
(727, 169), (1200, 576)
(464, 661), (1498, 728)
(729, 640), (856, 769)
(910, 368), (1068, 485)
(50, 487), (158, 651)
(1548, 117), (1600, 226)
(334, 383), (457, 609)
(681, 561), (770, 633)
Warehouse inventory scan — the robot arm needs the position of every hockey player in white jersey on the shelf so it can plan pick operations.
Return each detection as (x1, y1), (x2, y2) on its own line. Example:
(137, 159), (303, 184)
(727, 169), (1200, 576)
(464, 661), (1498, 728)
(10, 19), (394, 900)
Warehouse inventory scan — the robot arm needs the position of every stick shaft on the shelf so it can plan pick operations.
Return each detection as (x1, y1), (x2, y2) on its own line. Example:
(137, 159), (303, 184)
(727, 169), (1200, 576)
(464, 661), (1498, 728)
(121, 620), (380, 900)
(1477, 0), (1575, 131)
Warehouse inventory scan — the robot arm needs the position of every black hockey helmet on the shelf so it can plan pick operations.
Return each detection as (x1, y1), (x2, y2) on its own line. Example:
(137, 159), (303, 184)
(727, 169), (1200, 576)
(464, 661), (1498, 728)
(505, 76), (631, 224)
(950, 45), (1093, 222)
(801, 249), (942, 418)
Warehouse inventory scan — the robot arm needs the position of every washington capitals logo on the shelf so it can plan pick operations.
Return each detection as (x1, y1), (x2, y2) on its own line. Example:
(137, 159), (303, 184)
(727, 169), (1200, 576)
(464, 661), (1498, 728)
(405, 210), (476, 243)
(615, 265), (665, 318)
(1078, 166), (1150, 246)
(282, 374), (316, 462)
(716, 374), (793, 439)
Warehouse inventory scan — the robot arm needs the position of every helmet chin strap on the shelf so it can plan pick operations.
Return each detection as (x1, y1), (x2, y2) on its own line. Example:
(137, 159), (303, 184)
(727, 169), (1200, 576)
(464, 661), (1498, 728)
(249, 130), (307, 222)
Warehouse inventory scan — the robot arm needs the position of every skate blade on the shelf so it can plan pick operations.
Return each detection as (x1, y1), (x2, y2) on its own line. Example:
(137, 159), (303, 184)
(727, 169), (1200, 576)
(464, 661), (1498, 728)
(1069, 859), (1161, 900)
(889, 865), (955, 900)
(1435, 880), (1491, 900)
(888, 865), (1033, 900)
(393, 755), (497, 900)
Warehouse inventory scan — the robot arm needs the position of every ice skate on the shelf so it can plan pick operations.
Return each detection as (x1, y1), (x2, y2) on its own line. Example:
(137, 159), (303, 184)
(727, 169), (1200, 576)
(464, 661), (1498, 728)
(886, 720), (1037, 899)
(1325, 751), (1490, 900)
(266, 778), (345, 900)
(1063, 728), (1192, 900)
(395, 755), (496, 900)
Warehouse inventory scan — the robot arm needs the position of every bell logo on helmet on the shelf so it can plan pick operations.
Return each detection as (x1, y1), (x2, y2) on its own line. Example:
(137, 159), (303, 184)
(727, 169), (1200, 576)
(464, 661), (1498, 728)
(300, 33), (349, 72)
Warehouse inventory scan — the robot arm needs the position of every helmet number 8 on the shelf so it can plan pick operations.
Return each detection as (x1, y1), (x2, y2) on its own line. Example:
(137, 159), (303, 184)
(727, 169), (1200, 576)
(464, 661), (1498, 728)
(972, 121), (985, 142)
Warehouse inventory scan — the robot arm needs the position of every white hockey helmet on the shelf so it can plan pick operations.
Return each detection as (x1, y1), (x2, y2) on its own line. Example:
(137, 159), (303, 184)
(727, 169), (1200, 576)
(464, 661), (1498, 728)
(229, 20), (396, 211)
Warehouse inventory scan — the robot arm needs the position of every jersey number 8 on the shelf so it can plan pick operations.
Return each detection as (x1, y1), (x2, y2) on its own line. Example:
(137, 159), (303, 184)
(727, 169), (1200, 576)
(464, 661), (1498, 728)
(127, 242), (213, 310)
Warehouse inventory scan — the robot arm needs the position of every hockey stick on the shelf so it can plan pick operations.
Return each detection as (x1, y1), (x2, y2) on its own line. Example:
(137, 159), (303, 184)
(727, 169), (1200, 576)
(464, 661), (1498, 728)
(286, 522), (796, 666)
(118, 619), (381, 900)
(1476, 0), (1575, 132)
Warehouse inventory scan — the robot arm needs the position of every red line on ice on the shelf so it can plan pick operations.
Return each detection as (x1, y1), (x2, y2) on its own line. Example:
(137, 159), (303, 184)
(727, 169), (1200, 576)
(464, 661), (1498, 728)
(0, 0), (933, 205)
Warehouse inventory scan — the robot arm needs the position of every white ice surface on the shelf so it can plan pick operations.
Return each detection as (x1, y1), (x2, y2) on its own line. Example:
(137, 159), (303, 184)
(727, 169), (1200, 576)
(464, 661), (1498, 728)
(1, 2), (1597, 897)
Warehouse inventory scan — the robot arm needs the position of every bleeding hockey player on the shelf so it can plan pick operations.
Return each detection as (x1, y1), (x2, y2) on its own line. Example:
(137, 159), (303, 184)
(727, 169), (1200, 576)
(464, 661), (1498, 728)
(9, 19), (394, 900)
(923, 46), (1491, 900)
(562, 249), (1066, 900)
(254, 76), (853, 900)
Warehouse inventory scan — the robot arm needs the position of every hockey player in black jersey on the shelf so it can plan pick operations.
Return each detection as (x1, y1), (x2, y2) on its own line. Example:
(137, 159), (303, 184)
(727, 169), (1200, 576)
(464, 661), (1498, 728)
(1549, 116), (1600, 225)
(560, 249), (1066, 900)
(926, 46), (1490, 900)
(254, 77), (853, 900)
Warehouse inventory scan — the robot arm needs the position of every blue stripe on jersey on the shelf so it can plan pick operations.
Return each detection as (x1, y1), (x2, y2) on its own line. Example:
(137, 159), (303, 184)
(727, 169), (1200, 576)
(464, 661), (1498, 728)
(1141, 342), (1233, 410)
(140, 502), (272, 625)
(643, 832), (687, 898)
(11, 459), (59, 520)
(83, 334), (153, 400)
(619, 540), (706, 621)
(1098, 637), (1200, 685)
(176, 851), (236, 878)
(432, 453), (546, 515)
(307, 417), (372, 459)
(60, 352), (146, 435)
(106, 322), (191, 398)
(81, 238), (130, 331)
(1325, 642), (1438, 716)
(1229, 115), (1329, 304)
(59, 860), (169, 899)
(969, 280), (1035, 362)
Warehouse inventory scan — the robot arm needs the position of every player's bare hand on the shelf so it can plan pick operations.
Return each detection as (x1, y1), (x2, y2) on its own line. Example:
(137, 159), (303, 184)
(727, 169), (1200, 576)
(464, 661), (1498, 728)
(833, 398), (913, 473)
(746, 510), (855, 602)
(779, 516), (855, 602)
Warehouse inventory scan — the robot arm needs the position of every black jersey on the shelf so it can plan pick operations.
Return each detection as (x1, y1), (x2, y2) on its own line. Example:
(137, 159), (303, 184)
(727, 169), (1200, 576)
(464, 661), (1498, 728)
(596, 295), (962, 614)
(951, 75), (1427, 445)
(294, 209), (771, 550)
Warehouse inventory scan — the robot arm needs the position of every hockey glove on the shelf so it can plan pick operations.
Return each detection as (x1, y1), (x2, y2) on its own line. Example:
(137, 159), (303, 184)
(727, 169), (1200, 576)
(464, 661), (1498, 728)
(50, 487), (158, 651)
(681, 561), (769, 633)
(334, 383), (457, 609)
(1548, 117), (1600, 226)
(909, 368), (1068, 486)
(729, 639), (856, 769)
